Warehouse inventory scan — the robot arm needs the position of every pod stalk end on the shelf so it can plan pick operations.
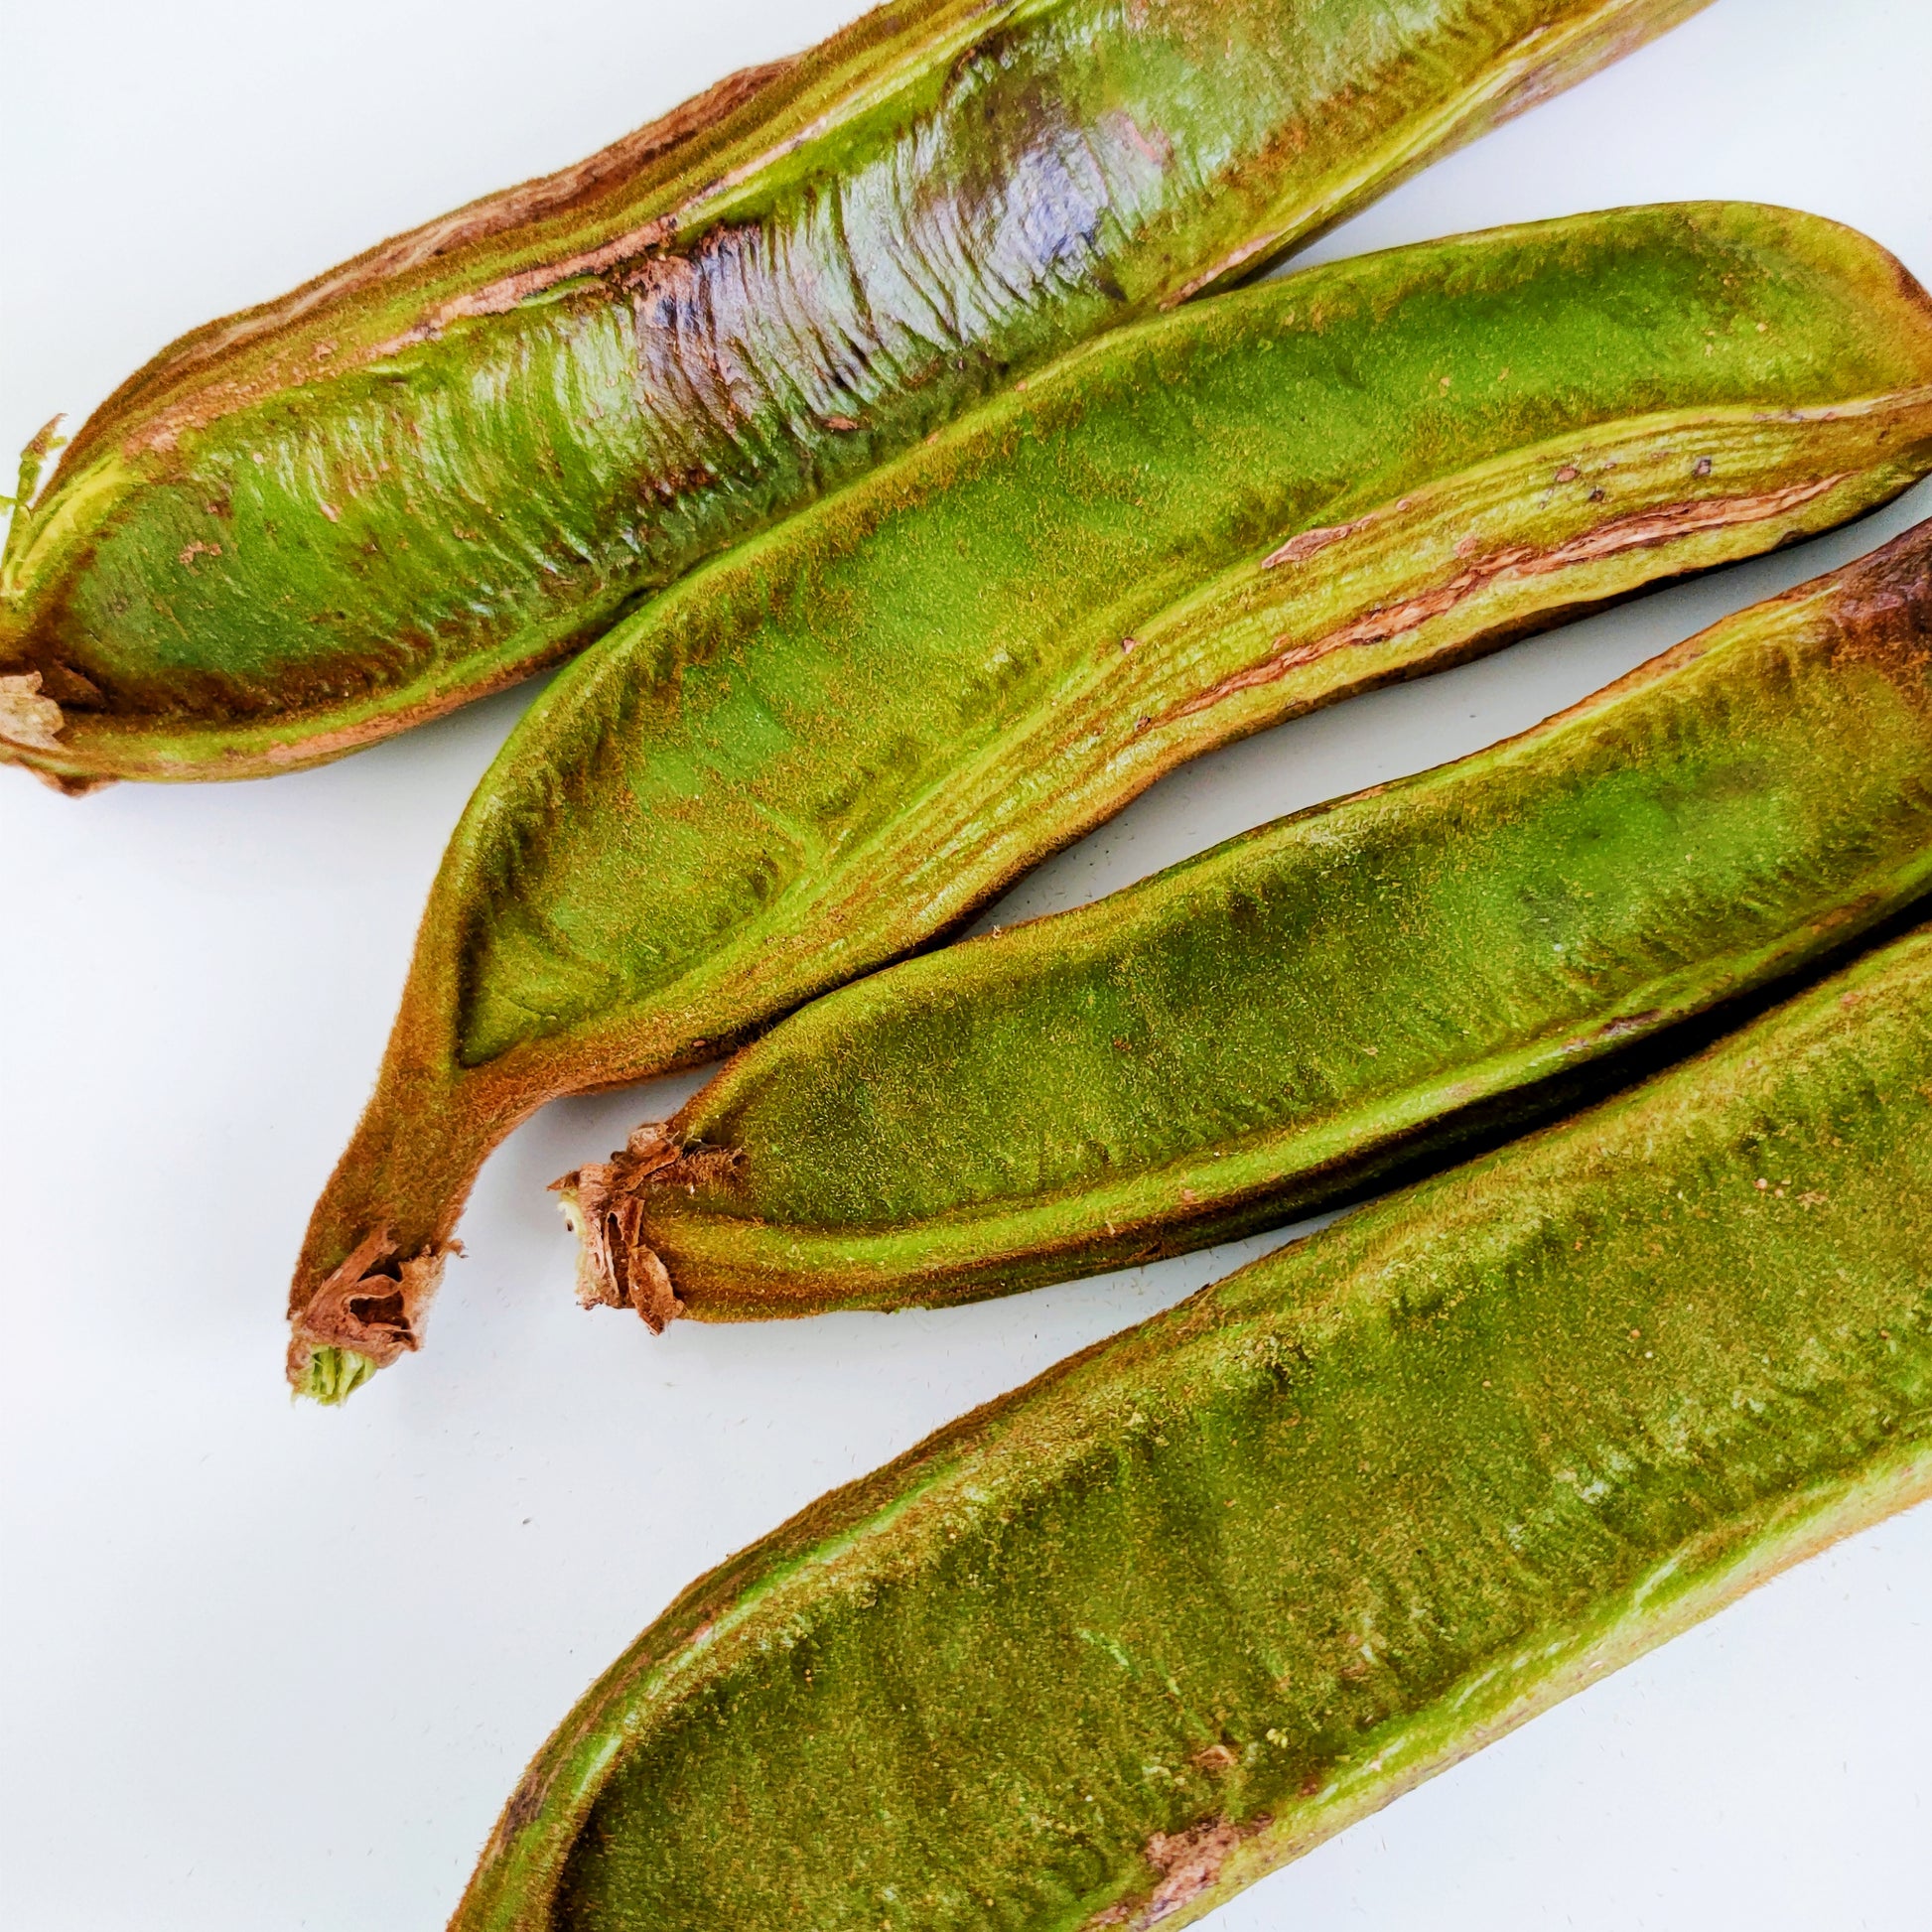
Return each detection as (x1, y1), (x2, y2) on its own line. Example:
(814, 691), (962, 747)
(285, 1225), (453, 1398)
(554, 1127), (740, 1332)
(0, 414), (67, 581)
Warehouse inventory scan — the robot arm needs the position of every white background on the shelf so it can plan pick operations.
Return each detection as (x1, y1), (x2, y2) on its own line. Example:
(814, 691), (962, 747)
(5, 2), (1931, 1925)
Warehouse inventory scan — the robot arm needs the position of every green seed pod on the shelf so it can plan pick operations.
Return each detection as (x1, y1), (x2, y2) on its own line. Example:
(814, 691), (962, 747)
(287, 203), (1932, 1399)
(0, 0), (1711, 793)
(453, 922), (1932, 1932)
(558, 515), (1932, 1325)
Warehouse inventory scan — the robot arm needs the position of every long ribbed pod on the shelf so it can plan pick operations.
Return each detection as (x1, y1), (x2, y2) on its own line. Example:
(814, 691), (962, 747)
(287, 203), (1932, 1395)
(560, 515), (1932, 1323)
(454, 923), (1932, 1931)
(0, 0), (1711, 790)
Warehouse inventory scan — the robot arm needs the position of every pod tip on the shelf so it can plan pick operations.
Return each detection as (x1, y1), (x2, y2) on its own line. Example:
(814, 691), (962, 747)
(551, 1126), (698, 1333)
(285, 1224), (453, 1399)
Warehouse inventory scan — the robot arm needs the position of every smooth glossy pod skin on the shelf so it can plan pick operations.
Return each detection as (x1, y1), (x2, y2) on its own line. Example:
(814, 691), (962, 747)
(288, 204), (1932, 1398)
(560, 516), (1932, 1324)
(0, 0), (1711, 792)
(453, 924), (1932, 1932)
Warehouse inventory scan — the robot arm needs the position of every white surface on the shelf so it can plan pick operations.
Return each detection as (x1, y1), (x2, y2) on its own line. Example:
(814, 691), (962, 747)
(5, 1), (1932, 1925)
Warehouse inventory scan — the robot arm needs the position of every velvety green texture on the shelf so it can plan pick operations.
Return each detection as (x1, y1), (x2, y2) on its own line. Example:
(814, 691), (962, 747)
(448, 207), (1932, 1073)
(287, 202), (1932, 1394)
(0, 0), (1709, 787)
(585, 515), (1932, 1315)
(453, 925), (1932, 1932)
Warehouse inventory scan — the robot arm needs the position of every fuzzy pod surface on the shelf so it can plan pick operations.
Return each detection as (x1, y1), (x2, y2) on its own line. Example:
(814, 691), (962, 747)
(558, 515), (1932, 1323)
(453, 922), (1932, 1931)
(0, 0), (1711, 792)
(286, 202), (1932, 1397)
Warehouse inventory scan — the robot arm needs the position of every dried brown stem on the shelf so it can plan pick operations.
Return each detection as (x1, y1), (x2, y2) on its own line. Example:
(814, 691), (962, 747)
(285, 1225), (455, 1389)
(552, 1128), (741, 1332)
